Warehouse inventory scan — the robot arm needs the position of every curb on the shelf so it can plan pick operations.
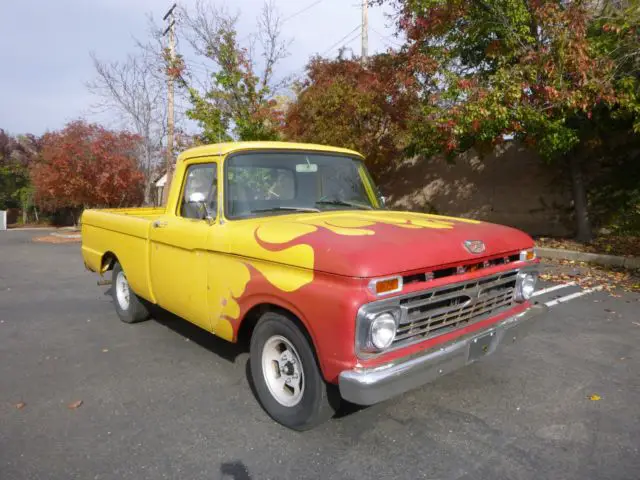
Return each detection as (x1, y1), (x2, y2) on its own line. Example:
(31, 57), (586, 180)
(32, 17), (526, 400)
(535, 247), (640, 270)
(4, 227), (56, 232)
(50, 232), (81, 239)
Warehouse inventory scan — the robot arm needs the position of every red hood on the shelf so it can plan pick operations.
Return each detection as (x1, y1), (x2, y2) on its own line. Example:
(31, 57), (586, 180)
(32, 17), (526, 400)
(227, 210), (534, 278)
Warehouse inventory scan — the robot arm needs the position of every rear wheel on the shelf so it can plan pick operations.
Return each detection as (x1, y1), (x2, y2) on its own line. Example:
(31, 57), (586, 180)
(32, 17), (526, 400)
(112, 262), (149, 324)
(250, 312), (338, 430)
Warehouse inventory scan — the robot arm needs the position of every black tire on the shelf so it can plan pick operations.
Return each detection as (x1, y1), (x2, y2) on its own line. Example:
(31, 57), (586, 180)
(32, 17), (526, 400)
(111, 262), (150, 324)
(249, 312), (339, 431)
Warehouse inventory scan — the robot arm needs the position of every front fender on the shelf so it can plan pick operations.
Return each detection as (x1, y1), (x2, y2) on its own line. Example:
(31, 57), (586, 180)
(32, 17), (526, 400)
(234, 269), (369, 383)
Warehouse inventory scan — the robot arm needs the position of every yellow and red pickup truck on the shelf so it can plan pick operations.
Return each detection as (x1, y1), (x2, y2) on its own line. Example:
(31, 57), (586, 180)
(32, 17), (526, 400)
(81, 141), (547, 430)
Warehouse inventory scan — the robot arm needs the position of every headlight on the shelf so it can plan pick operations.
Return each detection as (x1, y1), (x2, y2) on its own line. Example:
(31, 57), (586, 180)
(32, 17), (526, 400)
(515, 271), (537, 302)
(369, 312), (397, 350)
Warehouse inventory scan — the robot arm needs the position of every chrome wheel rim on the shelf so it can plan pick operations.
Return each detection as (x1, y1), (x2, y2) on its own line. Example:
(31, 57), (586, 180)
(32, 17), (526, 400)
(261, 335), (305, 407)
(115, 271), (131, 311)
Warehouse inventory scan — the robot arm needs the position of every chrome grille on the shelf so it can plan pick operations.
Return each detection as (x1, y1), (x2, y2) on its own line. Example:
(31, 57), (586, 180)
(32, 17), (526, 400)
(393, 270), (517, 346)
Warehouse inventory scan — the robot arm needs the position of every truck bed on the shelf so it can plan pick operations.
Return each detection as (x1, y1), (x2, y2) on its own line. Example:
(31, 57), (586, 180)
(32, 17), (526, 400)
(81, 207), (166, 300)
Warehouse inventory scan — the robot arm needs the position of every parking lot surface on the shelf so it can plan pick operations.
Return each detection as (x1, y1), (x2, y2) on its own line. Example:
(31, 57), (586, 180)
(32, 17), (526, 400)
(1, 230), (639, 480)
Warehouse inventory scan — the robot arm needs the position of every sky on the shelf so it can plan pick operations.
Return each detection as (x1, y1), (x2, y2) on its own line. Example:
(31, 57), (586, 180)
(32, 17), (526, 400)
(0, 0), (400, 136)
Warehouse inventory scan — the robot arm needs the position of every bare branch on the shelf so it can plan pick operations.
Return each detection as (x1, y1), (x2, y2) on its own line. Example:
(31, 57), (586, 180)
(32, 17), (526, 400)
(178, 0), (291, 140)
(180, 0), (240, 62)
(257, 0), (289, 93)
(87, 48), (167, 204)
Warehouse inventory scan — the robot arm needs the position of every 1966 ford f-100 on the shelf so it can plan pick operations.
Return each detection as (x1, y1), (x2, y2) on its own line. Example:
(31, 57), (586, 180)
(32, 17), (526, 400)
(81, 141), (547, 430)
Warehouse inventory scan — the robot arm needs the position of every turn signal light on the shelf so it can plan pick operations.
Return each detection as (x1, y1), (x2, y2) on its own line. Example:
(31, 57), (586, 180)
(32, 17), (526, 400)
(368, 276), (403, 296)
(520, 249), (536, 261)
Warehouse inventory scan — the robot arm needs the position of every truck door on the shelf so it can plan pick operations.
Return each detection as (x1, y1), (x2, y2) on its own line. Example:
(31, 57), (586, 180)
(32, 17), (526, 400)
(148, 161), (219, 331)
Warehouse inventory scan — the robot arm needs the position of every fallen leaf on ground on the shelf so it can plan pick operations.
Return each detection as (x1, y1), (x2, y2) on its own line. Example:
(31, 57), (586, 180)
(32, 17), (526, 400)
(589, 394), (601, 401)
(15, 401), (25, 409)
(32, 235), (80, 244)
(67, 400), (83, 409)
(541, 259), (640, 294)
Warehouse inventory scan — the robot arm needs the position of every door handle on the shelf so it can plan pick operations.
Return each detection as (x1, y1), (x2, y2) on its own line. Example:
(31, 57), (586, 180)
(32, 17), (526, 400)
(152, 220), (168, 229)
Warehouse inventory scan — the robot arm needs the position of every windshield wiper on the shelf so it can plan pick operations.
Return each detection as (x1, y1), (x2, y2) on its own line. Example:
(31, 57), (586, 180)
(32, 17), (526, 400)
(315, 200), (372, 210)
(250, 206), (321, 214)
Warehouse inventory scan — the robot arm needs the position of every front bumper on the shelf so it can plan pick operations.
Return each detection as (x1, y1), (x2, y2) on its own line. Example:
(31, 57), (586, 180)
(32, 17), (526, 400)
(339, 303), (548, 405)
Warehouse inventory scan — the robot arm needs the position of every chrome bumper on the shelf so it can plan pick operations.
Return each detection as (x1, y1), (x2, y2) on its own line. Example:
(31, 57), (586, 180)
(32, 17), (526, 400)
(339, 304), (548, 405)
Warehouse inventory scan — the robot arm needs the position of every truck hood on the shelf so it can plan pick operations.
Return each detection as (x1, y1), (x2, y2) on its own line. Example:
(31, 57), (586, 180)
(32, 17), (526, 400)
(227, 210), (534, 278)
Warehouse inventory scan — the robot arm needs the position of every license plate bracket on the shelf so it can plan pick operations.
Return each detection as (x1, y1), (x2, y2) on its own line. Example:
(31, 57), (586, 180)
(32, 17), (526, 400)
(468, 331), (496, 363)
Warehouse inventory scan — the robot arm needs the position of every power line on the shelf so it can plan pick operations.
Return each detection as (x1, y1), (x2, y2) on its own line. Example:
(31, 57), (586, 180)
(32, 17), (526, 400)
(282, 0), (325, 23)
(371, 27), (403, 48)
(280, 27), (361, 86)
(236, 0), (327, 44)
(320, 25), (361, 57)
(182, 0), (332, 80)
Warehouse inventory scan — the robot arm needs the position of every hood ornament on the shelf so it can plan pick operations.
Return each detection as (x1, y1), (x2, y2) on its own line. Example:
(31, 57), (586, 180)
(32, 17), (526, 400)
(463, 240), (486, 254)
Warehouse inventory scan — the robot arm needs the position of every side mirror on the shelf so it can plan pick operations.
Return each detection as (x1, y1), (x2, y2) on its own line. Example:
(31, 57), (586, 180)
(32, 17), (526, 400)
(188, 192), (214, 222)
(189, 192), (206, 203)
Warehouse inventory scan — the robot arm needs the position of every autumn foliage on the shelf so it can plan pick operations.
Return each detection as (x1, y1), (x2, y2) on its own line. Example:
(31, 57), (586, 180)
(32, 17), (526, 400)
(384, 0), (619, 158)
(31, 121), (144, 212)
(284, 54), (420, 177)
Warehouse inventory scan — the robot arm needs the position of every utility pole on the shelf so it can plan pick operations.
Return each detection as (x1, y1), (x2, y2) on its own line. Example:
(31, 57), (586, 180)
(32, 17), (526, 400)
(162, 3), (177, 206)
(361, 0), (368, 64)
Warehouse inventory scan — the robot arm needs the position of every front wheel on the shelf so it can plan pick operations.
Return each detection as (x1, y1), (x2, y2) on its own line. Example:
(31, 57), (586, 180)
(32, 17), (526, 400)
(111, 262), (149, 324)
(250, 312), (338, 430)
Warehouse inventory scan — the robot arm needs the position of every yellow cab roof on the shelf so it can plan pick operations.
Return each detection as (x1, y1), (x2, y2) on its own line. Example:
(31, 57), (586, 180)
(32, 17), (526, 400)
(177, 141), (364, 163)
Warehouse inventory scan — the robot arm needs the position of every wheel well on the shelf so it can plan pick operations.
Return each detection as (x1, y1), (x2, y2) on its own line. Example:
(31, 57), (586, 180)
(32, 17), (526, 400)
(237, 303), (315, 351)
(101, 252), (117, 273)
(238, 304), (330, 381)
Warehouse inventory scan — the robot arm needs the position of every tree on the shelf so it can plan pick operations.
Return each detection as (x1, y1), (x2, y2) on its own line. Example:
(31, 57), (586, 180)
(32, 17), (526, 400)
(382, 0), (640, 241)
(178, 0), (289, 142)
(0, 130), (41, 221)
(283, 53), (421, 178)
(31, 121), (144, 220)
(87, 49), (167, 205)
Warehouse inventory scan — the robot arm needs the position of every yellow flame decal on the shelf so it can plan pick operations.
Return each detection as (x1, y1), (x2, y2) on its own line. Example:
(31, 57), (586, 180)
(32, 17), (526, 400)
(303, 217), (375, 236)
(252, 224), (316, 290)
(210, 223), (317, 339)
(209, 255), (251, 341)
(256, 223), (318, 243)
(295, 212), (467, 235)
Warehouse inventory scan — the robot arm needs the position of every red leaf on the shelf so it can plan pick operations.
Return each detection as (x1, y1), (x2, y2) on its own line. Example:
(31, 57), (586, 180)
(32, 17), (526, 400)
(67, 400), (83, 409)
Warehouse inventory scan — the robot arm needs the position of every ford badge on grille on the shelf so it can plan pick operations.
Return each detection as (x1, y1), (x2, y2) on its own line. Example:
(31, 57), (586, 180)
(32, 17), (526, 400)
(463, 240), (486, 254)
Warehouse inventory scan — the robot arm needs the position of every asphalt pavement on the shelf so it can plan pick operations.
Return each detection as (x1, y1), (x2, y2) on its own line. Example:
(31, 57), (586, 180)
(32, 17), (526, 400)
(1, 230), (639, 480)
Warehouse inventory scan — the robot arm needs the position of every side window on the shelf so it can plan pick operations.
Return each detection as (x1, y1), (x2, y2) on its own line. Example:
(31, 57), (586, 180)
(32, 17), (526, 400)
(180, 163), (218, 220)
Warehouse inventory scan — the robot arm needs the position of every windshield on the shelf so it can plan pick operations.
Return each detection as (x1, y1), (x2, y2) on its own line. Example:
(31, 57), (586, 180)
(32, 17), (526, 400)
(225, 152), (382, 219)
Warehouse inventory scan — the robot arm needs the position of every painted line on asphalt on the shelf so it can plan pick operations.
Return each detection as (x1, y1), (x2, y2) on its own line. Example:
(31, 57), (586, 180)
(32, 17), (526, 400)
(544, 285), (604, 308)
(532, 282), (577, 297)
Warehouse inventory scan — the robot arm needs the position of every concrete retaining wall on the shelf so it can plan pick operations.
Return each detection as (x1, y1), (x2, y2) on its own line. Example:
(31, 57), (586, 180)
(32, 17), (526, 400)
(381, 141), (573, 237)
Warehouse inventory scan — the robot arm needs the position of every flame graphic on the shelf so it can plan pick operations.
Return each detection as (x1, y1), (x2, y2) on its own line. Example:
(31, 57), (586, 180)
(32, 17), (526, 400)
(210, 213), (480, 340)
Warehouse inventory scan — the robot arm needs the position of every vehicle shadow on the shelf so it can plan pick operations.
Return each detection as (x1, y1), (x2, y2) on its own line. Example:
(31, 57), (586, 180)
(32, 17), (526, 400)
(220, 460), (252, 480)
(147, 304), (248, 363)
(107, 288), (370, 422)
